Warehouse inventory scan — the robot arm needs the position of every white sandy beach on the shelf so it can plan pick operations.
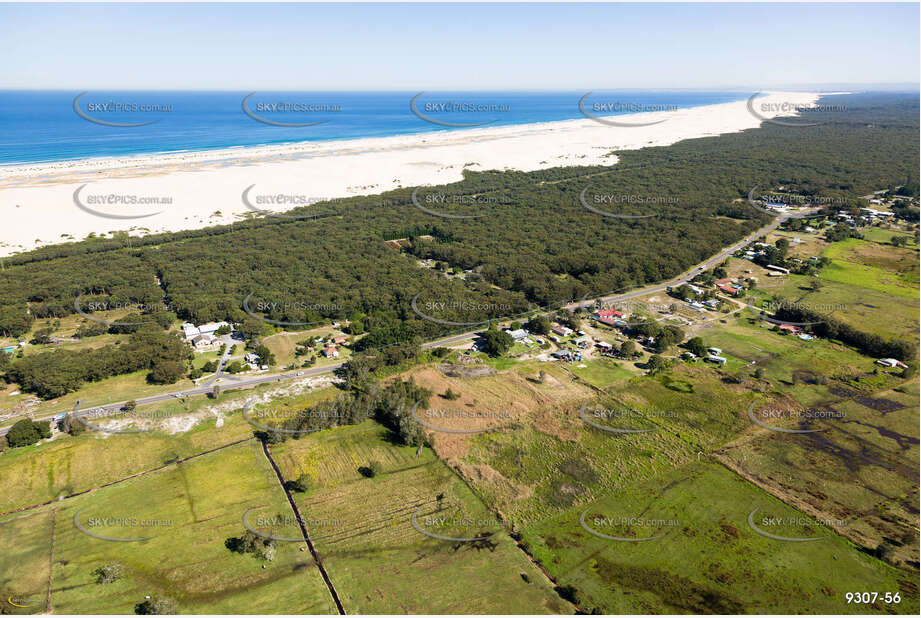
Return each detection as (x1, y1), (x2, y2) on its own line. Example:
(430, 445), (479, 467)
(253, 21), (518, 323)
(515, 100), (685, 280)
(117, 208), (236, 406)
(0, 91), (820, 256)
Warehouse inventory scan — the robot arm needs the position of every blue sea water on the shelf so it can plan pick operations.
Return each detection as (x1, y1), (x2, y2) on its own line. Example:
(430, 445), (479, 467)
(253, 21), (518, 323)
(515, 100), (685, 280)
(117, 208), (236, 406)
(0, 91), (749, 165)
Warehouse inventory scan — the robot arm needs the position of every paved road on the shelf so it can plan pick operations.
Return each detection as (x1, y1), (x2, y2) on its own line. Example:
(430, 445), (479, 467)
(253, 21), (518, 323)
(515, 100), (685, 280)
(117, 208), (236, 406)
(0, 333), (477, 435)
(2, 214), (799, 436)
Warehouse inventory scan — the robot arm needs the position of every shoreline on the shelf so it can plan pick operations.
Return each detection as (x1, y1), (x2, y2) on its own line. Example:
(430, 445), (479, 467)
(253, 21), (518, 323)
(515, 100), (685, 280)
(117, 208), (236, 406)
(1, 91), (821, 256)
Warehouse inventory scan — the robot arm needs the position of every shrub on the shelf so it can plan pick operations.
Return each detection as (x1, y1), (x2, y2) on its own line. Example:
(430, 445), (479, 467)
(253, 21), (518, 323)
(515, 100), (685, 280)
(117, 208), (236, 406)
(5, 419), (51, 448)
(135, 597), (177, 615)
(94, 563), (124, 584)
(287, 473), (311, 493)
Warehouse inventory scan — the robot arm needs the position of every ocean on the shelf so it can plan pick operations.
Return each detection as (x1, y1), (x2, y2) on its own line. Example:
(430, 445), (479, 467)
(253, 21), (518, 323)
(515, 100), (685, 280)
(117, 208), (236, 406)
(0, 90), (749, 166)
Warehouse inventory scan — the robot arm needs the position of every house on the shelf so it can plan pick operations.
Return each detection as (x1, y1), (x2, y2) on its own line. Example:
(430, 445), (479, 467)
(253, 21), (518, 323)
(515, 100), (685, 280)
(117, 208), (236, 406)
(798, 333), (814, 341)
(552, 325), (573, 337)
(765, 264), (789, 275)
(778, 324), (802, 333)
(191, 333), (216, 348)
(245, 353), (259, 364)
(718, 284), (741, 296)
(596, 308), (625, 319)
(707, 347), (722, 356)
(595, 341), (613, 350)
(323, 346), (339, 358)
(573, 336), (590, 348)
(1, 346), (15, 355)
(876, 358), (907, 369)
(332, 335), (349, 345)
(706, 355), (727, 365)
(703, 299), (720, 309)
(507, 329), (529, 341)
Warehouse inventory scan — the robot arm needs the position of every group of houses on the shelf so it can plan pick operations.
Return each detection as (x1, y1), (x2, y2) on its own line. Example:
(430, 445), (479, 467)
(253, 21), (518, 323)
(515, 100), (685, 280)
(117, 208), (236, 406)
(303, 334), (349, 359)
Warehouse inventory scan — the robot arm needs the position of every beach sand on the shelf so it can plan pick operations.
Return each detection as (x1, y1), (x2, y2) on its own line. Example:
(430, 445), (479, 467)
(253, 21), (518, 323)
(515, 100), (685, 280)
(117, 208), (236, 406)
(0, 91), (820, 256)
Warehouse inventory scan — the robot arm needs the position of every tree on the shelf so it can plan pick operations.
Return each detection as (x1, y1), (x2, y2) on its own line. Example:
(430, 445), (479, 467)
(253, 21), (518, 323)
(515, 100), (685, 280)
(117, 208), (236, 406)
(148, 359), (185, 384)
(5, 419), (51, 448)
(360, 460), (383, 477)
(215, 324), (232, 335)
(239, 317), (267, 342)
(774, 237), (790, 257)
(122, 400), (137, 412)
(510, 321), (522, 331)
(619, 339), (636, 358)
(646, 354), (667, 374)
(135, 597), (177, 615)
(527, 315), (551, 335)
(61, 413), (86, 436)
(94, 563), (124, 584)
(480, 329), (513, 357)
(288, 473), (312, 493)
(30, 326), (55, 345)
(442, 388), (460, 400)
(685, 337), (708, 357)
(254, 343), (276, 366)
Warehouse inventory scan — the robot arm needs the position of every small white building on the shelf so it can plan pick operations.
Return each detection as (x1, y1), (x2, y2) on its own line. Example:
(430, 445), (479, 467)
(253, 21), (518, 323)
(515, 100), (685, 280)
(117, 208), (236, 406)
(507, 329), (529, 341)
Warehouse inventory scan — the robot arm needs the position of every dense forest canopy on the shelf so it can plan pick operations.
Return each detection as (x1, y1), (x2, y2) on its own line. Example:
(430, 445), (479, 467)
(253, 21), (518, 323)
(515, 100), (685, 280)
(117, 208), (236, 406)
(1, 94), (918, 353)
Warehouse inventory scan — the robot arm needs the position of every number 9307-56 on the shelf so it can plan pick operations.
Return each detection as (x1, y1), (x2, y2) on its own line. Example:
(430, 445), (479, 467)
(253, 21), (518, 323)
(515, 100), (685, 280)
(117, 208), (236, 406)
(845, 592), (900, 604)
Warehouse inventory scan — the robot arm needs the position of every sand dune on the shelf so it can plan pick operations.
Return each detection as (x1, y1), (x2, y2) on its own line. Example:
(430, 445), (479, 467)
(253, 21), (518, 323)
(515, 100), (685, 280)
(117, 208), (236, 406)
(0, 91), (819, 256)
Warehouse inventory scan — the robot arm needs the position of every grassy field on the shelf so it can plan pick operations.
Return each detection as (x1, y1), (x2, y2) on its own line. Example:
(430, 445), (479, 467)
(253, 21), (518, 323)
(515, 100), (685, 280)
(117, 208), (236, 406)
(565, 357), (636, 388)
(519, 461), (919, 614)
(753, 270), (919, 341)
(458, 365), (758, 525)
(714, 378), (919, 568)
(860, 226), (920, 248)
(0, 380), (339, 515)
(271, 421), (570, 614)
(699, 310), (898, 407)
(820, 238), (919, 299)
(1, 441), (335, 614)
(261, 329), (351, 368)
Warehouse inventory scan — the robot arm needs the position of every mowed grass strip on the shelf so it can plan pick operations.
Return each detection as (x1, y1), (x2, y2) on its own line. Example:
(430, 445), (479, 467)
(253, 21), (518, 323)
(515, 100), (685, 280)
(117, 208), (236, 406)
(272, 421), (569, 614)
(46, 440), (334, 614)
(520, 461), (919, 615)
(0, 509), (54, 614)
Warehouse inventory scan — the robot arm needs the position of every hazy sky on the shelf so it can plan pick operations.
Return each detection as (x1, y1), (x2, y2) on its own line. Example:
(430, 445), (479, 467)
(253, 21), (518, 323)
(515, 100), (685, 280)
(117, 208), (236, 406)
(1, 2), (918, 90)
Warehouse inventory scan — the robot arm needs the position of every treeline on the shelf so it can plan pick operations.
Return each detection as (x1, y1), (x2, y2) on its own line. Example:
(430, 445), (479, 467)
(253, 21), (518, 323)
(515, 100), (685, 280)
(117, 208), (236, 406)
(2, 326), (190, 398)
(260, 344), (433, 445)
(774, 301), (916, 362)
